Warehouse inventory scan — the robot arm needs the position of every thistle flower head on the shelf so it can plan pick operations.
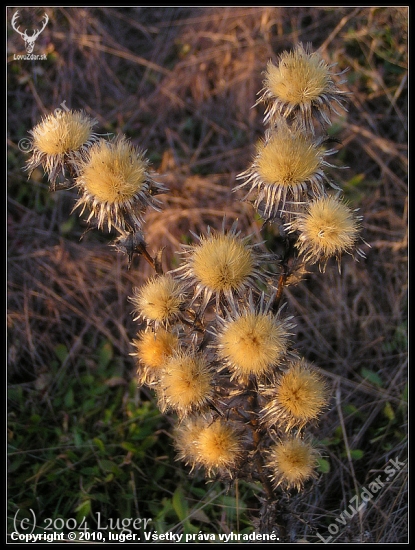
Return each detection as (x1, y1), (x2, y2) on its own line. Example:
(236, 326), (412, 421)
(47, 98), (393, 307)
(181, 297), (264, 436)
(194, 418), (243, 478)
(131, 328), (180, 386)
(174, 416), (207, 471)
(260, 359), (329, 431)
(73, 135), (166, 232)
(265, 436), (320, 491)
(26, 109), (98, 186)
(158, 349), (214, 418)
(257, 42), (348, 133)
(235, 121), (338, 218)
(173, 219), (270, 313)
(129, 274), (185, 328)
(211, 293), (295, 383)
(286, 195), (363, 271)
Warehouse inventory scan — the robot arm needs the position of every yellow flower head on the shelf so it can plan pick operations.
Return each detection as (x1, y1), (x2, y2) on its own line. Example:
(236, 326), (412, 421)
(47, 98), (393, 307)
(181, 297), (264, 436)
(260, 359), (329, 431)
(173, 219), (270, 312)
(212, 292), (295, 383)
(159, 349), (214, 418)
(129, 274), (185, 328)
(73, 135), (166, 231)
(131, 328), (180, 386)
(26, 109), (98, 187)
(235, 120), (337, 217)
(266, 436), (320, 491)
(174, 416), (208, 471)
(287, 195), (363, 271)
(257, 43), (348, 133)
(194, 418), (243, 477)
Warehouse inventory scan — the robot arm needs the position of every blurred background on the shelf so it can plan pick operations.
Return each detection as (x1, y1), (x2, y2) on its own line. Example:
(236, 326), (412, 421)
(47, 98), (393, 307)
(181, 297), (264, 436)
(7, 7), (407, 542)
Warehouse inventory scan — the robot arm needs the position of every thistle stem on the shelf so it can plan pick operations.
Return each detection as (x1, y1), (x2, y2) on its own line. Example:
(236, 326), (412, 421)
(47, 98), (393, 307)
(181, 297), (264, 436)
(246, 385), (288, 538)
(272, 233), (297, 311)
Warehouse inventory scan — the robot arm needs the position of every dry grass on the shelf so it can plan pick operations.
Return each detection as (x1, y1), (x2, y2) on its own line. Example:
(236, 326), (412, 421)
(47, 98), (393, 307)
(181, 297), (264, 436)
(7, 7), (407, 542)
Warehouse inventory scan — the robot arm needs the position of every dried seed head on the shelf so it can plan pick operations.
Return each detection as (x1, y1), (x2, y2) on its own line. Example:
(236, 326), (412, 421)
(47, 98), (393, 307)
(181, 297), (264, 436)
(260, 359), (329, 431)
(173, 220), (270, 312)
(213, 295), (294, 383)
(235, 120), (337, 218)
(286, 194), (363, 271)
(174, 416), (207, 471)
(159, 350), (214, 418)
(266, 436), (320, 491)
(257, 42), (348, 133)
(73, 135), (166, 232)
(26, 109), (98, 185)
(131, 328), (180, 386)
(129, 274), (185, 328)
(194, 418), (243, 477)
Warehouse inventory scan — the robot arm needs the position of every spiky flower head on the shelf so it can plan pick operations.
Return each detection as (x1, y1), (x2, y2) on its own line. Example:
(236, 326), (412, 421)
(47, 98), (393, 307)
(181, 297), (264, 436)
(173, 219), (270, 313)
(235, 120), (338, 219)
(73, 135), (166, 232)
(130, 328), (180, 386)
(286, 194), (363, 272)
(265, 436), (320, 491)
(174, 416), (208, 471)
(26, 109), (98, 187)
(194, 418), (243, 478)
(257, 42), (348, 133)
(211, 292), (295, 383)
(129, 274), (186, 328)
(158, 349), (214, 418)
(260, 359), (329, 431)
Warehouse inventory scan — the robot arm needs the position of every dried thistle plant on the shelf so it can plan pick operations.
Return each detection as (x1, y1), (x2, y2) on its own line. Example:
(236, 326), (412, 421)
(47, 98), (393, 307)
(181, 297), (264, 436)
(26, 109), (99, 188)
(23, 42), (368, 538)
(256, 42), (349, 132)
(73, 135), (167, 232)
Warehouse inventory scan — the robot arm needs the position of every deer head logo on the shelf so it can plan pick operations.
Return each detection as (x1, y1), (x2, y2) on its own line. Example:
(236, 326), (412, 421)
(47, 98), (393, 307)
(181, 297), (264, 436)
(11, 10), (49, 54)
